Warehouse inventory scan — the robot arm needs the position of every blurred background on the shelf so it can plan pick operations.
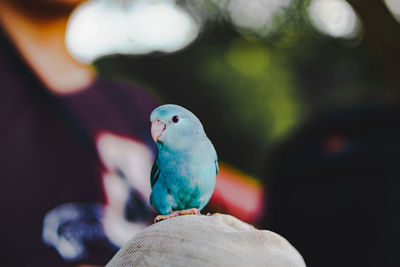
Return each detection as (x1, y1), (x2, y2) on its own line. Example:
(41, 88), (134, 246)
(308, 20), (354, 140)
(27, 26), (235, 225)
(1, 0), (400, 266)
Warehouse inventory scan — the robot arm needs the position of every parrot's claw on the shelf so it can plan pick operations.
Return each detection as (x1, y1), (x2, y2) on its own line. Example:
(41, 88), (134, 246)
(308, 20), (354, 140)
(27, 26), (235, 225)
(154, 208), (201, 223)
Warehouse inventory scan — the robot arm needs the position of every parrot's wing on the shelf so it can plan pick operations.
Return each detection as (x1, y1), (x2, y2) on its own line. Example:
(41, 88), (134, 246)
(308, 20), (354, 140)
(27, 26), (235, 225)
(215, 158), (219, 175)
(150, 160), (160, 189)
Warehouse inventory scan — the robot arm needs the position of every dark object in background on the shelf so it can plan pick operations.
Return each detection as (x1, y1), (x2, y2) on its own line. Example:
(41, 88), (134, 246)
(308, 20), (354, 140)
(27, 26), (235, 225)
(264, 105), (400, 267)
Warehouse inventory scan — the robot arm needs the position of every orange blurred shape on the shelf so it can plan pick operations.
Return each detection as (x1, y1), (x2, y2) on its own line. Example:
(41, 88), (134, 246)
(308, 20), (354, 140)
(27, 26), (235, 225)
(209, 163), (265, 224)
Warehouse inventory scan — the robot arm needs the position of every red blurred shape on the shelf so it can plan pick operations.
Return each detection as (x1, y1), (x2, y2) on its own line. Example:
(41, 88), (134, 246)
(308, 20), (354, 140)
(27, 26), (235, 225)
(325, 134), (348, 154)
(209, 164), (264, 224)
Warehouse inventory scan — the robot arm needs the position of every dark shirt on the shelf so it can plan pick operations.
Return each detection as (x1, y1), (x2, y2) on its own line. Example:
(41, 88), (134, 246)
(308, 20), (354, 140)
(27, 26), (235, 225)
(0, 30), (157, 266)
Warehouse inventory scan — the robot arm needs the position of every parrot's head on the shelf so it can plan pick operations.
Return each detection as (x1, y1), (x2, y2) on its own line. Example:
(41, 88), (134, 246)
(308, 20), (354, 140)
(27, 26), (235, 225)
(150, 104), (206, 150)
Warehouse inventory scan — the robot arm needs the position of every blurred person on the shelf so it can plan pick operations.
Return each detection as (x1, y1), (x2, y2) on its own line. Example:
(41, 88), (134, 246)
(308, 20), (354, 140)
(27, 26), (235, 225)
(0, 0), (158, 266)
(0, 1), (268, 266)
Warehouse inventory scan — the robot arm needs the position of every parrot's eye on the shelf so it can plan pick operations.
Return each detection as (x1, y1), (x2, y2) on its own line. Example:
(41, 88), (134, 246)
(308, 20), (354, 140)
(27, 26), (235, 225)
(172, 115), (180, 123)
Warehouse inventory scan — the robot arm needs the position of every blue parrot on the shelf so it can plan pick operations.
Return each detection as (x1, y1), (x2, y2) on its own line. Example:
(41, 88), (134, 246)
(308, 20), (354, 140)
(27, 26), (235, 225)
(149, 104), (218, 222)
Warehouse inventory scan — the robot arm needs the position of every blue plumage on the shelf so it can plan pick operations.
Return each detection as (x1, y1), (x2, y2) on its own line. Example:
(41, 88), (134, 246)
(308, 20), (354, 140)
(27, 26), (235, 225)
(149, 104), (218, 216)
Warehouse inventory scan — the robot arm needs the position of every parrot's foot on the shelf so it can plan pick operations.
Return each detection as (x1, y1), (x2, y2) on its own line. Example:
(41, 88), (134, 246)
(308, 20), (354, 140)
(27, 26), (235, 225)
(154, 208), (200, 223)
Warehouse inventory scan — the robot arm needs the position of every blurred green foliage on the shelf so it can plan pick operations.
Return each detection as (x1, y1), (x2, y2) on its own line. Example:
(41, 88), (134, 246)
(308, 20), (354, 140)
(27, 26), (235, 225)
(95, 0), (394, 178)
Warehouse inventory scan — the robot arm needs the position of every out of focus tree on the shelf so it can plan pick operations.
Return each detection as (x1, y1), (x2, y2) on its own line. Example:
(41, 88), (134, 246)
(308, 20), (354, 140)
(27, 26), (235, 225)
(93, 0), (399, 178)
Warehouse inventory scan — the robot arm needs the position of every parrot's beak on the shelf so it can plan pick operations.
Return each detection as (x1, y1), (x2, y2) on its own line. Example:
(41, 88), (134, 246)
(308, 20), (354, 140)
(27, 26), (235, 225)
(151, 120), (166, 142)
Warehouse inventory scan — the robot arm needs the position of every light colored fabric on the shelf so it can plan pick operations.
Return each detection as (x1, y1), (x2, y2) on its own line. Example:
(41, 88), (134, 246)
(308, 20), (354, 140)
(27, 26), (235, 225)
(106, 214), (306, 267)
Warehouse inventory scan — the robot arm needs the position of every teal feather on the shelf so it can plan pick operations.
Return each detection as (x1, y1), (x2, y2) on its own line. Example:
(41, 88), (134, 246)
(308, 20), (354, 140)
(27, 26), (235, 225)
(149, 104), (218, 215)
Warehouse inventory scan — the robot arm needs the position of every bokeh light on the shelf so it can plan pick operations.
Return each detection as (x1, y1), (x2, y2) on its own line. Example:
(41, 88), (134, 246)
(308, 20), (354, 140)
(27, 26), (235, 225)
(384, 0), (400, 23)
(227, 0), (293, 36)
(66, 0), (201, 64)
(308, 0), (361, 39)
